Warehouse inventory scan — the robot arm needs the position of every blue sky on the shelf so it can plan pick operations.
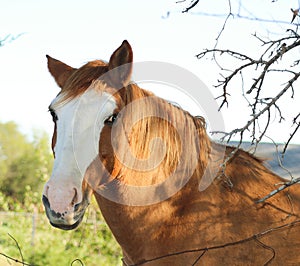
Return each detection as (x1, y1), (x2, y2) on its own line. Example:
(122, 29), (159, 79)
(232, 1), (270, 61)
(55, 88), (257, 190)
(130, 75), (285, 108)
(0, 0), (299, 143)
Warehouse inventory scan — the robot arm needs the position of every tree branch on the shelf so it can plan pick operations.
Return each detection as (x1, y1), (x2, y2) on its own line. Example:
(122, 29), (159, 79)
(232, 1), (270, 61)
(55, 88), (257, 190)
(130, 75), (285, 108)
(182, 0), (199, 13)
(282, 112), (300, 155)
(0, 234), (37, 266)
(8, 233), (24, 265)
(256, 176), (300, 203)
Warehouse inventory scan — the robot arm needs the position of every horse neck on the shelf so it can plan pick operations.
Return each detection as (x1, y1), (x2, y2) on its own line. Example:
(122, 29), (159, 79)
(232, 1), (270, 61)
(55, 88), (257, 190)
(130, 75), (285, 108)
(95, 141), (300, 264)
(93, 125), (212, 254)
(93, 167), (209, 260)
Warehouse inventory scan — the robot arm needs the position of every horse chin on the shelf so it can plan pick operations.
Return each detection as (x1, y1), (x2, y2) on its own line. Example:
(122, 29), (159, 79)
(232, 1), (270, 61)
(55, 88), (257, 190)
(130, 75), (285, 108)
(50, 215), (84, 231)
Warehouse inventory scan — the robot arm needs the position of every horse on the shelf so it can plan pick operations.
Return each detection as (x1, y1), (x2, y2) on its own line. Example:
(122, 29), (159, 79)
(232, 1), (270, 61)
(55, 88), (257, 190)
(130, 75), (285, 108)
(42, 40), (300, 265)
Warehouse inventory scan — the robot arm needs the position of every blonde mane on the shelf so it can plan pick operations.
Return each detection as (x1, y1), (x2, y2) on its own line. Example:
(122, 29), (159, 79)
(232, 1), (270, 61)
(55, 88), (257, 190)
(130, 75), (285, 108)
(107, 83), (211, 189)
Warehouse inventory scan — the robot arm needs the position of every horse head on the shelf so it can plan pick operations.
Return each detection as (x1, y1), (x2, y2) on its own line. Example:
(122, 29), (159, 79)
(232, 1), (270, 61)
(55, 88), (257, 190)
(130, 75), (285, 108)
(43, 39), (205, 231)
(42, 41), (133, 230)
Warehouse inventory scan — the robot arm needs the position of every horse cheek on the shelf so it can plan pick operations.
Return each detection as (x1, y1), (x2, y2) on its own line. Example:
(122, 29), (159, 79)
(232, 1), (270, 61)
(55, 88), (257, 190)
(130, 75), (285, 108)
(99, 126), (115, 175)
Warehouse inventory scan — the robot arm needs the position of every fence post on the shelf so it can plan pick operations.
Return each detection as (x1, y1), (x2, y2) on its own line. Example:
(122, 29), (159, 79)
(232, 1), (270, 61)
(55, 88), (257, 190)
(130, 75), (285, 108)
(31, 207), (37, 246)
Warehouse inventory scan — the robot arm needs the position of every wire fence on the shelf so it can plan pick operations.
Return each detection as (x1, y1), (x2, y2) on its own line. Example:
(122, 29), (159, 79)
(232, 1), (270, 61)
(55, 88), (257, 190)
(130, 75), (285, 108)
(0, 210), (119, 266)
(0, 209), (106, 245)
(0, 211), (39, 247)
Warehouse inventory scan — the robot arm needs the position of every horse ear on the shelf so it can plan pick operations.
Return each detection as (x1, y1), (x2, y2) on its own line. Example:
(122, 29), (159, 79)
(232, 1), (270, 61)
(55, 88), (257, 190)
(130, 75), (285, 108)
(108, 40), (133, 87)
(46, 55), (76, 89)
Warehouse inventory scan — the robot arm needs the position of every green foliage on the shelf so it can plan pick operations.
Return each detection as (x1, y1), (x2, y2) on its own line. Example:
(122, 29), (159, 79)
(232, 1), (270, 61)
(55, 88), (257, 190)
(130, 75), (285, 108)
(0, 203), (122, 265)
(0, 121), (53, 205)
(0, 121), (122, 265)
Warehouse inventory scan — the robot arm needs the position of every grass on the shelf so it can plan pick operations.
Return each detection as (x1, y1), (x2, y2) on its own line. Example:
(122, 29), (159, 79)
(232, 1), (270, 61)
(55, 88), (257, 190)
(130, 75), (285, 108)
(0, 205), (122, 266)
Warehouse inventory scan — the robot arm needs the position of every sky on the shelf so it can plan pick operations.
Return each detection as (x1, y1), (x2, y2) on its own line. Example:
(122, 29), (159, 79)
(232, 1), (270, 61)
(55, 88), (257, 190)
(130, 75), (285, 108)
(0, 0), (299, 144)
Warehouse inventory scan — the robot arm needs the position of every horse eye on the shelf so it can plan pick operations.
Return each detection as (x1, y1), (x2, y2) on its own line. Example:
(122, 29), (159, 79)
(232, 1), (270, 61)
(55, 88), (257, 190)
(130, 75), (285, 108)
(104, 113), (118, 125)
(49, 109), (58, 122)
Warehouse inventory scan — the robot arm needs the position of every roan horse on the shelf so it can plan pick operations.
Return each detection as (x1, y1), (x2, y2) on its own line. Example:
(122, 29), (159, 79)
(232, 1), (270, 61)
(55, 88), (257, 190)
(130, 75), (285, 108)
(43, 40), (300, 265)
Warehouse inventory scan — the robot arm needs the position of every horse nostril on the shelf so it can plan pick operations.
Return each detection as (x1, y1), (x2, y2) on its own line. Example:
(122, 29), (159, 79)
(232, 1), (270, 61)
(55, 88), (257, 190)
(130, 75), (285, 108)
(42, 195), (50, 209)
(71, 188), (78, 207)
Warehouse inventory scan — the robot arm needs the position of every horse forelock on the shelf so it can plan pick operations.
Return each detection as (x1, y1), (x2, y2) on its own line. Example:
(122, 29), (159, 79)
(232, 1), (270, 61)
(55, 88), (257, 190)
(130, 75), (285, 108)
(51, 60), (110, 108)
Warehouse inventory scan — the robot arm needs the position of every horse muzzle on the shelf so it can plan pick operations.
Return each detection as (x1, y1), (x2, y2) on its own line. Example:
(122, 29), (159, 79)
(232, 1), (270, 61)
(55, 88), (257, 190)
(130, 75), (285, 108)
(42, 195), (89, 230)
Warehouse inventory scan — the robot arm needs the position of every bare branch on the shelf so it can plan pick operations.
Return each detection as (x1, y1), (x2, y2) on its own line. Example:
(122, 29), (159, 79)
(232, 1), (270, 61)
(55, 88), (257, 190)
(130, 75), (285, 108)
(191, 250), (207, 266)
(197, 48), (256, 61)
(254, 238), (275, 265)
(247, 39), (300, 94)
(214, 71), (300, 143)
(0, 234), (37, 266)
(182, 0), (199, 13)
(0, 252), (35, 266)
(256, 176), (300, 203)
(282, 113), (300, 155)
(8, 233), (24, 265)
(214, 0), (233, 48)
(198, 29), (300, 145)
(263, 136), (294, 179)
(182, 0), (300, 206)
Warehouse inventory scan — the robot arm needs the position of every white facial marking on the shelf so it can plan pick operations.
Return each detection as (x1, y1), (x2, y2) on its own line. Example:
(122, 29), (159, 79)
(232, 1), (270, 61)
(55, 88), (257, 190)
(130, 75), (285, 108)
(46, 84), (117, 213)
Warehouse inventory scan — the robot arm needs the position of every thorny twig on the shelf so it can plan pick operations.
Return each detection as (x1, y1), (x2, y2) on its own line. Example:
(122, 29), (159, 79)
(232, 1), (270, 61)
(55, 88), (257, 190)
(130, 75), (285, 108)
(191, 249), (207, 266)
(178, 0), (300, 150)
(199, 37), (300, 148)
(254, 238), (275, 265)
(176, 0), (295, 25)
(182, 0), (199, 13)
(188, 1), (300, 194)
(0, 252), (34, 266)
(265, 136), (294, 179)
(257, 176), (300, 203)
(213, 0), (233, 50)
(282, 112), (300, 155)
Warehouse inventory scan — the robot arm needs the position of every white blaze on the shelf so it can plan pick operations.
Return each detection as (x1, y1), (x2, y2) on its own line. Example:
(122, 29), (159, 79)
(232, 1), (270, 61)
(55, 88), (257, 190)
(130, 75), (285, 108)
(45, 85), (116, 213)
